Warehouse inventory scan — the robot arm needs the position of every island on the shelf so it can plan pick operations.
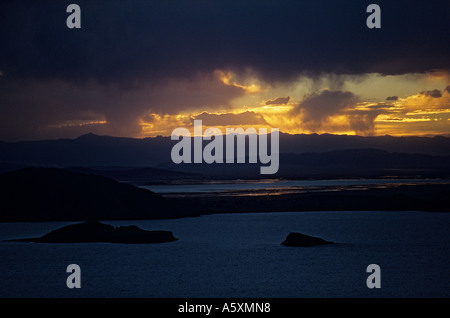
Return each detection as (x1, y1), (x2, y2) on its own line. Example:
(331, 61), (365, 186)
(9, 221), (178, 244)
(281, 232), (334, 247)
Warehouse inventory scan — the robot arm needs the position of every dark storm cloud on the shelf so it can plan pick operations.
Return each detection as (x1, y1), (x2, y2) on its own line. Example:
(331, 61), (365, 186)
(1, 0), (450, 141)
(291, 90), (360, 119)
(290, 90), (381, 134)
(420, 89), (442, 98)
(386, 96), (398, 101)
(0, 74), (245, 141)
(0, 78), (145, 140)
(346, 111), (381, 135)
(265, 96), (291, 105)
(290, 90), (360, 130)
(1, 0), (449, 84)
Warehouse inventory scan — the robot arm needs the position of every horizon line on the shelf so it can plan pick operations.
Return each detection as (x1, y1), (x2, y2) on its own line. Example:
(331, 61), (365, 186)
(2, 131), (450, 143)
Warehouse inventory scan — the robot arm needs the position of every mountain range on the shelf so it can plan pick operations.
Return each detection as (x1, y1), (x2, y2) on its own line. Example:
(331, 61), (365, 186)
(1, 133), (450, 180)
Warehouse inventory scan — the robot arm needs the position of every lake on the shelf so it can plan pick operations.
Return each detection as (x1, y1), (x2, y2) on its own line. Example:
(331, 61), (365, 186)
(1, 210), (449, 297)
(139, 178), (450, 196)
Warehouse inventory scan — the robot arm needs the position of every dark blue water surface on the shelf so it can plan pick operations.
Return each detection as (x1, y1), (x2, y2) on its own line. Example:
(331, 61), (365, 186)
(140, 179), (450, 196)
(1, 211), (449, 297)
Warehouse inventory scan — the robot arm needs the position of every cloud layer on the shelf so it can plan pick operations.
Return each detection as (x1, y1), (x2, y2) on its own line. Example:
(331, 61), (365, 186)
(1, 0), (449, 140)
(290, 90), (370, 133)
(1, 0), (449, 84)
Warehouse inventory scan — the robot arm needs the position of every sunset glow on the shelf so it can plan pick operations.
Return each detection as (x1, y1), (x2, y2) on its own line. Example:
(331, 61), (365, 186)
(134, 70), (450, 138)
(1, 1), (449, 141)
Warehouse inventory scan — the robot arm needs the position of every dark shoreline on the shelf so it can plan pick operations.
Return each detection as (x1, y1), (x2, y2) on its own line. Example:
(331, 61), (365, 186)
(1, 167), (449, 223)
(168, 183), (450, 215)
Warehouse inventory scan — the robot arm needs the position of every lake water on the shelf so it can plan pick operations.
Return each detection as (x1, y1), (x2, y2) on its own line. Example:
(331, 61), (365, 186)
(1, 211), (449, 298)
(139, 178), (450, 196)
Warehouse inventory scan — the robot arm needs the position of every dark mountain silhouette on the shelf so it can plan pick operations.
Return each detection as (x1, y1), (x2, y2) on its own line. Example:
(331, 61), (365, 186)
(0, 167), (199, 222)
(0, 133), (172, 167)
(1, 133), (450, 168)
(276, 149), (450, 179)
(9, 221), (178, 244)
(279, 133), (450, 156)
(159, 148), (450, 179)
(1, 133), (450, 180)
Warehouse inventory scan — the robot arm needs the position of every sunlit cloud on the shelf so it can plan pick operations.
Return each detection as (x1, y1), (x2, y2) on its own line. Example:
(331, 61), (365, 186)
(136, 75), (450, 138)
(46, 120), (108, 129)
(2, 68), (449, 141)
(285, 89), (381, 135)
(215, 70), (262, 94)
(193, 111), (268, 126)
(372, 87), (450, 135)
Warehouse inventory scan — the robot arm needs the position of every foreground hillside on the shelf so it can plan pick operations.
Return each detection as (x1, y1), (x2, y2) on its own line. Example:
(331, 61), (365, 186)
(0, 168), (199, 222)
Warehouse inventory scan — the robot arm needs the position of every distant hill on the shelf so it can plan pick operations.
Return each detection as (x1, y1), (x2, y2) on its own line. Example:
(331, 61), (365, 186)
(1, 133), (450, 180)
(0, 167), (199, 222)
(1, 133), (450, 168)
(276, 149), (450, 179)
(159, 149), (450, 179)
(0, 133), (173, 167)
(279, 133), (450, 156)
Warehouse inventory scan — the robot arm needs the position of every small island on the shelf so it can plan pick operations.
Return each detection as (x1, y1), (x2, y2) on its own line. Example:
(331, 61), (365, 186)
(9, 221), (178, 244)
(281, 232), (334, 247)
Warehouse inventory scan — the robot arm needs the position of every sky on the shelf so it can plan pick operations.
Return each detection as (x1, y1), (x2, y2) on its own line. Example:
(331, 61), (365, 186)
(1, 0), (449, 141)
